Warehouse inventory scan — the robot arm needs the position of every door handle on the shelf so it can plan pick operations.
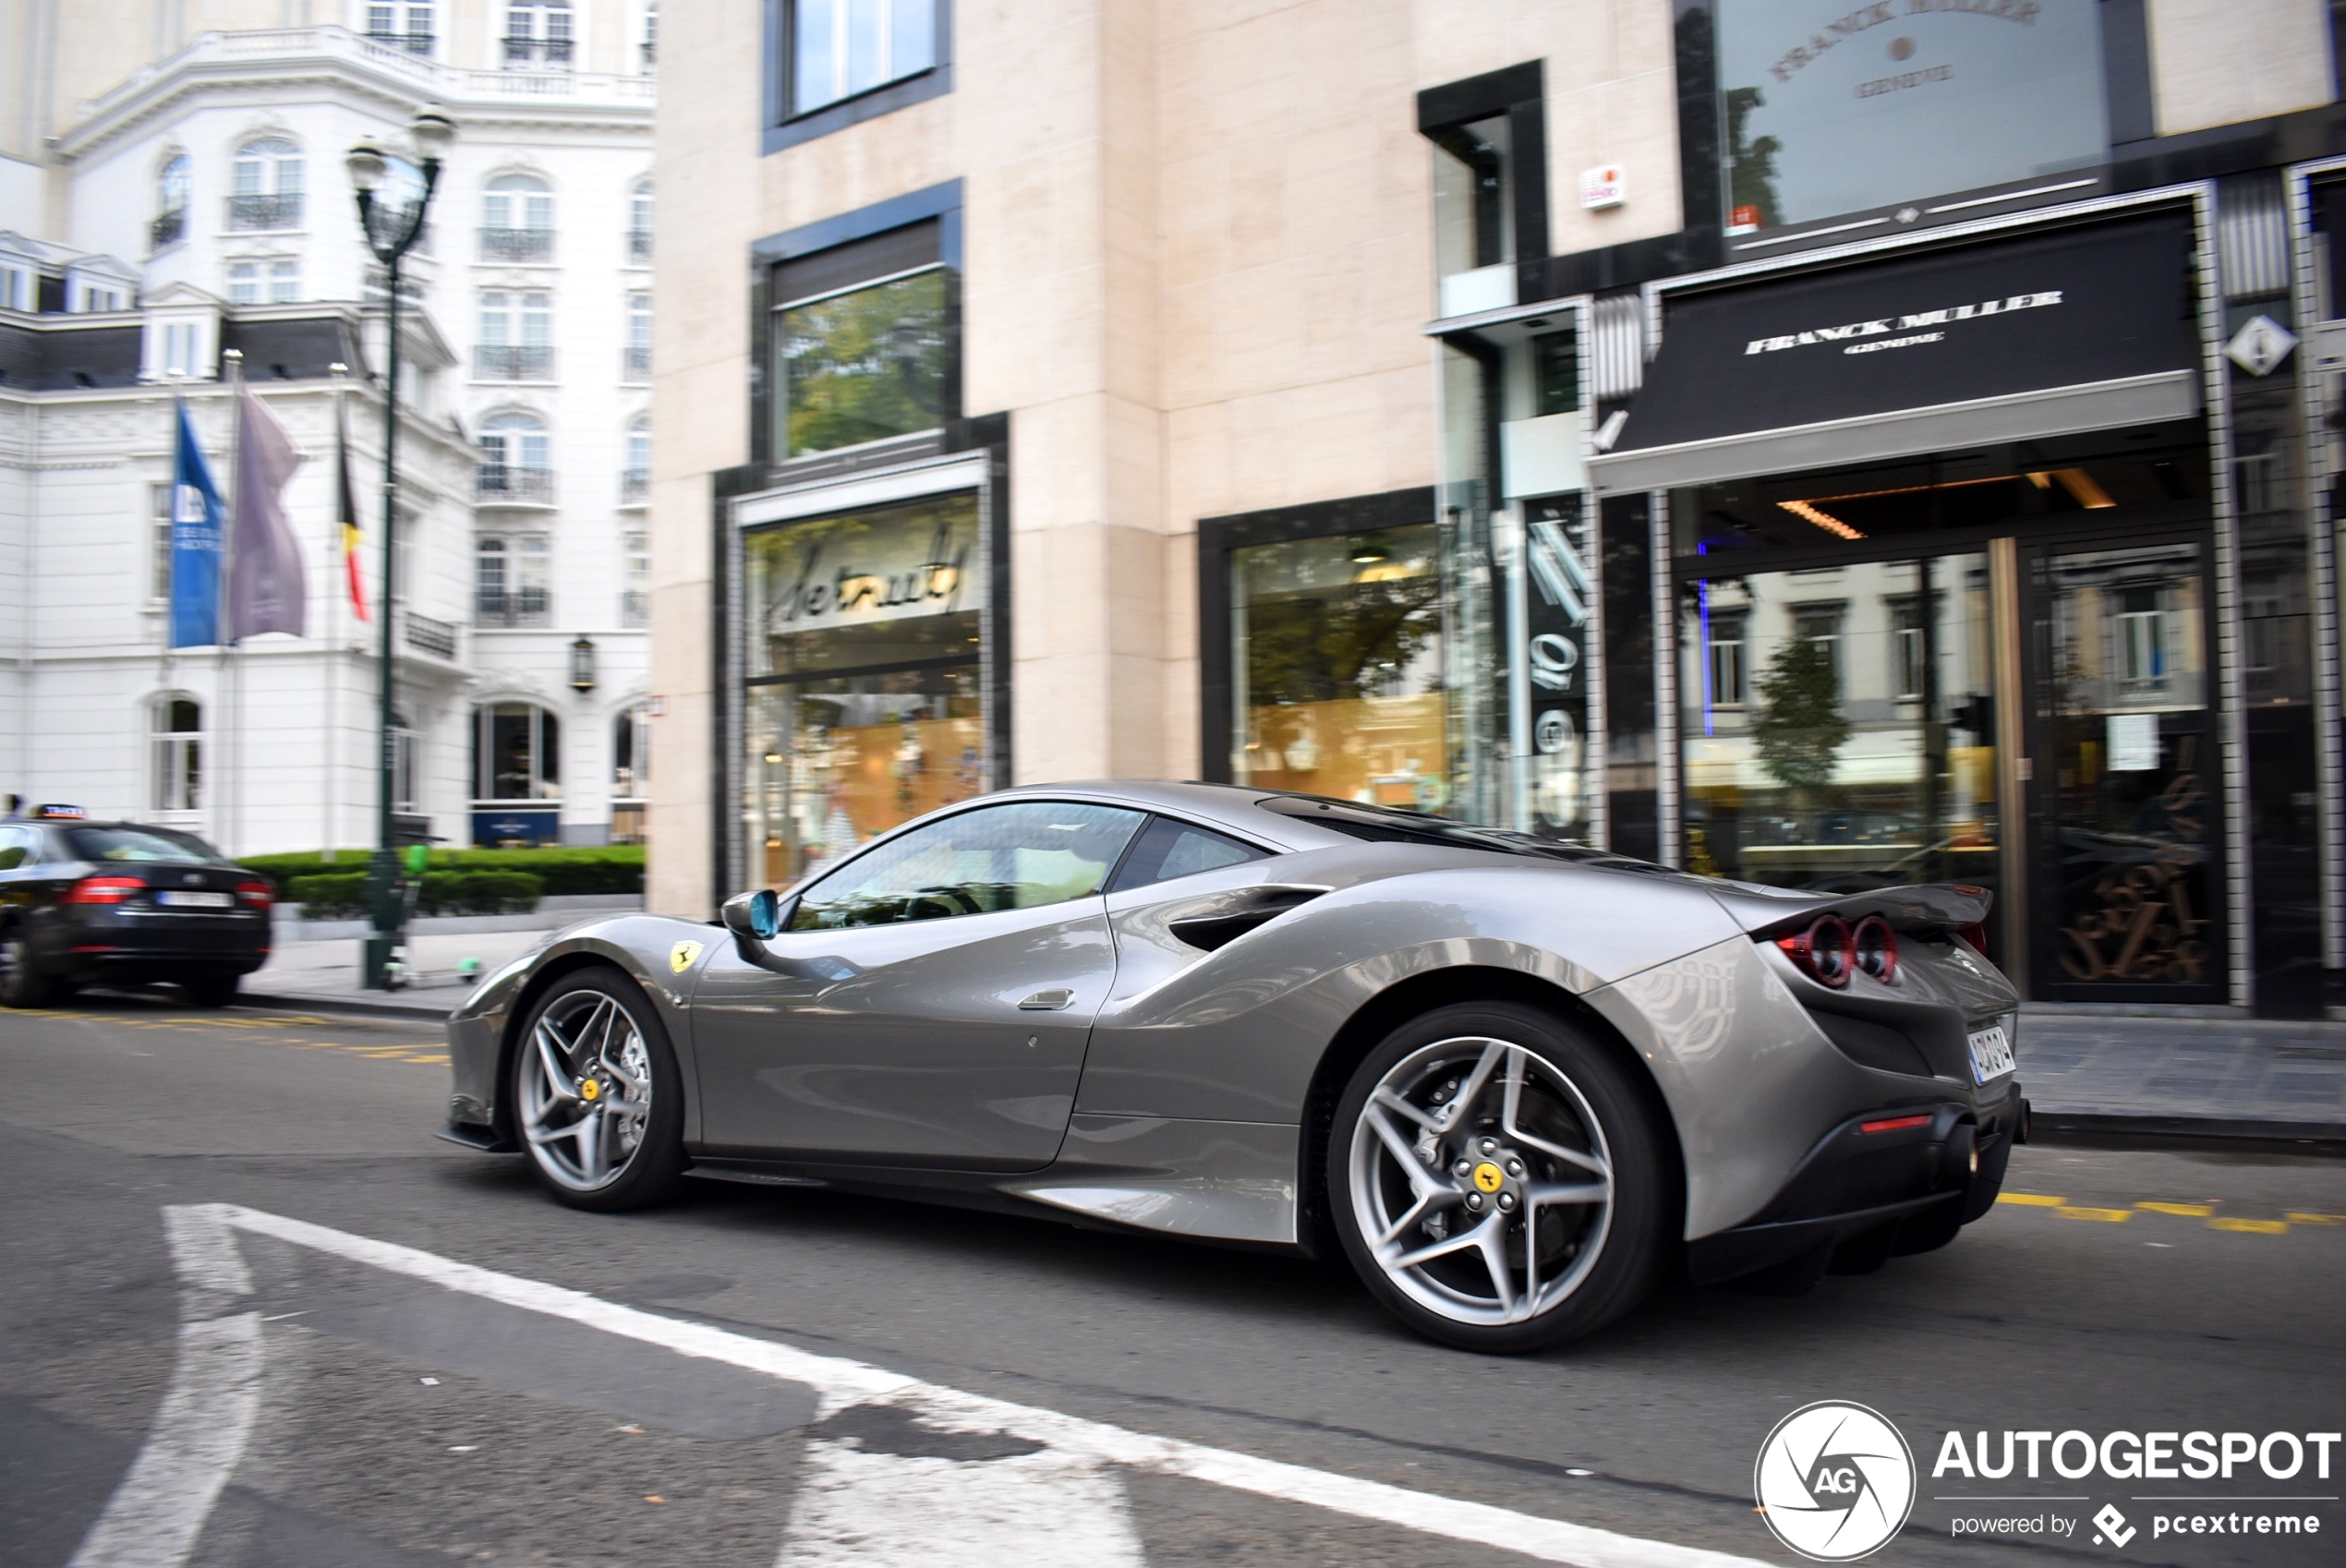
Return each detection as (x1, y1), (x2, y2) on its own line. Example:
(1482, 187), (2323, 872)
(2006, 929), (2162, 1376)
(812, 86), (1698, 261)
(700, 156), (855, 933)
(1018, 988), (1074, 1011)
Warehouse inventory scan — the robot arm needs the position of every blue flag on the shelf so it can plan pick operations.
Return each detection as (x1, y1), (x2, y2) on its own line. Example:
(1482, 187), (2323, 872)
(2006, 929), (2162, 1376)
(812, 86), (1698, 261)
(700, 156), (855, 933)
(167, 399), (224, 648)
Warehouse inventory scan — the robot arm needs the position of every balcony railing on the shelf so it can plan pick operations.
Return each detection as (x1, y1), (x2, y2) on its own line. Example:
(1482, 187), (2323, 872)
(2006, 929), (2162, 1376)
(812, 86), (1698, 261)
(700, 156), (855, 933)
(474, 344), (554, 380)
(227, 193), (303, 231)
(619, 468), (648, 506)
(478, 225), (553, 262)
(476, 464), (554, 502)
(475, 586), (551, 627)
(366, 29), (435, 54)
(502, 35), (574, 69)
(402, 609), (458, 659)
(626, 226), (652, 263)
(623, 344), (650, 381)
(149, 208), (187, 251)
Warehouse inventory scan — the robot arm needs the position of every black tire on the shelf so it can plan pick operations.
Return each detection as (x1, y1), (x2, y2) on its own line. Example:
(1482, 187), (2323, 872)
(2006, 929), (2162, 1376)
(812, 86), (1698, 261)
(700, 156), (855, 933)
(1327, 1001), (1676, 1353)
(181, 973), (239, 1008)
(509, 966), (687, 1212)
(0, 930), (56, 1008)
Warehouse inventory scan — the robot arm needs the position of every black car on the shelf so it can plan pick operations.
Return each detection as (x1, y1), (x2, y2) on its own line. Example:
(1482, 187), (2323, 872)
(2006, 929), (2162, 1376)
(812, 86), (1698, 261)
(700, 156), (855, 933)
(0, 809), (273, 1007)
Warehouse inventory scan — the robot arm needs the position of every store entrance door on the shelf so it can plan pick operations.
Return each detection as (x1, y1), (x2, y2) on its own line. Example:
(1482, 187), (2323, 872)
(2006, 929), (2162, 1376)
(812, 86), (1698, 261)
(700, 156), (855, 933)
(2020, 532), (2224, 1003)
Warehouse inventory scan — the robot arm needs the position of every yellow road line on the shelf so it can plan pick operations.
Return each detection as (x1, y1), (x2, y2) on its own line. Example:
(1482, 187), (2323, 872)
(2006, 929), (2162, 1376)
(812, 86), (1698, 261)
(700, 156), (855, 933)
(2285, 1211), (2346, 1225)
(2208, 1217), (2290, 1235)
(1997, 1193), (2064, 1207)
(2137, 1201), (2214, 1216)
(2055, 1205), (2132, 1223)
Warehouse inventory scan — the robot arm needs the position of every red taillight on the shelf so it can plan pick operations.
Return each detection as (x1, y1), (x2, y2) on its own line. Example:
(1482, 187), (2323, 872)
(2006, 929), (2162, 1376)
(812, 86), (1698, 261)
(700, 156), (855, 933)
(1853, 915), (1898, 983)
(1955, 923), (1988, 954)
(1776, 915), (1854, 988)
(1860, 1113), (1933, 1134)
(235, 880), (272, 911)
(65, 875), (143, 905)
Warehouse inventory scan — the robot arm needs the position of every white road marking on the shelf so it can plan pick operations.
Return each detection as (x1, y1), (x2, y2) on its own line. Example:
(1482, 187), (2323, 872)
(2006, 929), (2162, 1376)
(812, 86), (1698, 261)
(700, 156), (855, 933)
(778, 1441), (1145, 1567)
(67, 1314), (263, 1568)
(176, 1204), (1772, 1568)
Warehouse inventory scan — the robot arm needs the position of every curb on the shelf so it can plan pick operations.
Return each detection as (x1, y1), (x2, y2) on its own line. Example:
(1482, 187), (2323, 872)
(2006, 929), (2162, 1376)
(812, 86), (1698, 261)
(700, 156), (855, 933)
(235, 990), (458, 1022)
(2029, 1110), (2346, 1157)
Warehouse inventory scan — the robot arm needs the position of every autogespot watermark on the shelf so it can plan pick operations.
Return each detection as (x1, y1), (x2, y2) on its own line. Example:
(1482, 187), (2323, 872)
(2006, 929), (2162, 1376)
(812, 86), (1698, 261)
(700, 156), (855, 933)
(1757, 1407), (2340, 1559)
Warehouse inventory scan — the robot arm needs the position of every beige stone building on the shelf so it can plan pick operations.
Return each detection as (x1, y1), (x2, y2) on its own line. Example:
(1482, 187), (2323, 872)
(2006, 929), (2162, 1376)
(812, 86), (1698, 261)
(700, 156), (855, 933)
(652, 0), (2346, 1019)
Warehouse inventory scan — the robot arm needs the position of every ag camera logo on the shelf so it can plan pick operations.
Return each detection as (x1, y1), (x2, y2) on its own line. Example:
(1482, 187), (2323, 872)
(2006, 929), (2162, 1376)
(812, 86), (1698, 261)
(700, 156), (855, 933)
(1756, 1402), (1917, 1561)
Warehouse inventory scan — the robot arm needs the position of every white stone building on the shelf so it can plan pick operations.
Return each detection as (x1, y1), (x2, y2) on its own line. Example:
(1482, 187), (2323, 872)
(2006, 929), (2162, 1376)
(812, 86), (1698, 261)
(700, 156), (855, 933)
(0, 4), (657, 855)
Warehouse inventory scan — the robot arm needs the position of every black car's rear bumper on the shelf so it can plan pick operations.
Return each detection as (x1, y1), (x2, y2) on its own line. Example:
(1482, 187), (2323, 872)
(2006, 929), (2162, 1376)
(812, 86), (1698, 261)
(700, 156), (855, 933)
(1687, 1084), (2025, 1286)
(48, 915), (269, 983)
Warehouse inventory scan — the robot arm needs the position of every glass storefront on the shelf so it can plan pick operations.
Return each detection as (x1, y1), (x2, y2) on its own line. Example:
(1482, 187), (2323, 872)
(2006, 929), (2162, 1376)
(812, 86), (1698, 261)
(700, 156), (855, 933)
(743, 490), (986, 887)
(1680, 551), (2000, 900)
(1227, 523), (1451, 811)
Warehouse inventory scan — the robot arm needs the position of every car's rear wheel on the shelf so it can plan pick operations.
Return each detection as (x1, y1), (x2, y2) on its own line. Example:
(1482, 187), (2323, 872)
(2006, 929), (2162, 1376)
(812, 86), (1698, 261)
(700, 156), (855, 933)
(1328, 1002), (1674, 1353)
(512, 967), (685, 1212)
(0, 931), (56, 1008)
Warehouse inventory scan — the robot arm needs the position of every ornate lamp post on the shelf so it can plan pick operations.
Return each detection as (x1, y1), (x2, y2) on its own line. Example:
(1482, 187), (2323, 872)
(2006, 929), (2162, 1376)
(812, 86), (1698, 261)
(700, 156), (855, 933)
(347, 105), (454, 990)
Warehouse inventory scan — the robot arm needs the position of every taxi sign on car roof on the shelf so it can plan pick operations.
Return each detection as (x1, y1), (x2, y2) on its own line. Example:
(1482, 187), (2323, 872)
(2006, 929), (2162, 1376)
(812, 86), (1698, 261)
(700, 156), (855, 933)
(31, 804), (86, 820)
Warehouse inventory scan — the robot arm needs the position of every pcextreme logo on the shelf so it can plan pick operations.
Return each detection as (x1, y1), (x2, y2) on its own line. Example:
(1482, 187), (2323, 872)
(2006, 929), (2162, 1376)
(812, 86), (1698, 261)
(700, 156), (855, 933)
(1755, 1402), (1917, 1561)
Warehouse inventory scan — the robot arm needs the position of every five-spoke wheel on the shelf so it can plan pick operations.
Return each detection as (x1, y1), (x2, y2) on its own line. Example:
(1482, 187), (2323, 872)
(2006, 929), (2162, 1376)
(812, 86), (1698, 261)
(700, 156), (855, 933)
(1330, 1003), (1672, 1351)
(513, 968), (684, 1210)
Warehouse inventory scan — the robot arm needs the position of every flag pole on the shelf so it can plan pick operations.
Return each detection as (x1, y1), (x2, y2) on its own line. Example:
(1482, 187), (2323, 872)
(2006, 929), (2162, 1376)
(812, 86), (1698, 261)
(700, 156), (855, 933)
(221, 348), (244, 859)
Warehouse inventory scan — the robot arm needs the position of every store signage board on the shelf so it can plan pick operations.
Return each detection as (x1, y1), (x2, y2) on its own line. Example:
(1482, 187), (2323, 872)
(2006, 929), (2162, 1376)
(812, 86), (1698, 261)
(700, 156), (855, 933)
(2106, 712), (2159, 772)
(755, 500), (979, 634)
(1598, 211), (2201, 484)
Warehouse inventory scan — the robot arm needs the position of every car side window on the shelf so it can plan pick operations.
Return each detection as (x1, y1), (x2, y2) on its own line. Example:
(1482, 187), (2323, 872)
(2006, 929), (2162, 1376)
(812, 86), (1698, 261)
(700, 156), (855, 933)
(789, 802), (1148, 931)
(1107, 815), (1268, 894)
(0, 827), (26, 871)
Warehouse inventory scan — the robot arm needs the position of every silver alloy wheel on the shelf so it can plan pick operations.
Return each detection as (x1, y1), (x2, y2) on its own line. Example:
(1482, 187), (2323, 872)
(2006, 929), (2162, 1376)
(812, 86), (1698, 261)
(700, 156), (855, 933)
(519, 987), (654, 1192)
(1348, 1034), (1614, 1327)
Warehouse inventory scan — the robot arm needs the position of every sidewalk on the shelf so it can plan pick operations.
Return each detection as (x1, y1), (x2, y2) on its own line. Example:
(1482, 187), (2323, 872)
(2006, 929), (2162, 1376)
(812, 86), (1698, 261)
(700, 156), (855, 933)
(242, 929), (553, 1019)
(2015, 1009), (2346, 1144)
(235, 942), (2346, 1146)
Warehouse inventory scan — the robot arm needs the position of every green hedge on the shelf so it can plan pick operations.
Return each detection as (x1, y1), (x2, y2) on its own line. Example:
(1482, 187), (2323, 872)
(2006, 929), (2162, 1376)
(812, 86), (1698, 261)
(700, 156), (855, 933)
(284, 870), (546, 919)
(246, 845), (642, 898)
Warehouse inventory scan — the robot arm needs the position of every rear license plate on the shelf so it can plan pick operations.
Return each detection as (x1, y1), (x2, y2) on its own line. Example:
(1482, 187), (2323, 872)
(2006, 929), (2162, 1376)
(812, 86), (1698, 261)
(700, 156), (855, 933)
(1966, 1022), (2015, 1084)
(157, 890), (233, 909)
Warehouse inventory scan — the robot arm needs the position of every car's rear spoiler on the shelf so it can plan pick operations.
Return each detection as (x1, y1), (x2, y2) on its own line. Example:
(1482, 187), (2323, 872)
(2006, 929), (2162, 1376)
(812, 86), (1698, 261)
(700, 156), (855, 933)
(1701, 881), (1993, 941)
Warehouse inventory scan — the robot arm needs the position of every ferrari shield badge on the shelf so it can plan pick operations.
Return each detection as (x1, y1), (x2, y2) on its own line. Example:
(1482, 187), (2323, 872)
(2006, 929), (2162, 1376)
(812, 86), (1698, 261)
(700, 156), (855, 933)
(669, 940), (704, 974)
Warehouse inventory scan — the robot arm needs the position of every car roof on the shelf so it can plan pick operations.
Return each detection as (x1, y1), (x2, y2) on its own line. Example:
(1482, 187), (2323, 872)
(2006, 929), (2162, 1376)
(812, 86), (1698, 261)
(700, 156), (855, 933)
(974, 780), (1404, 852)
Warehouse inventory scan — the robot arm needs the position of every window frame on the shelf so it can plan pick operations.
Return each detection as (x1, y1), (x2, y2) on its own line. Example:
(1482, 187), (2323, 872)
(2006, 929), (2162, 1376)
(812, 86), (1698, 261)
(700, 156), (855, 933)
(783, 798), (1148, 931)
(763, 0), (954, 154)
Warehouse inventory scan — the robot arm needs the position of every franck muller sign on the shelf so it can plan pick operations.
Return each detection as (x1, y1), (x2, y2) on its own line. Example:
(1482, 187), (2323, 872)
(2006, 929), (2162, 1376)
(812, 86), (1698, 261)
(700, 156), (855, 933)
(1744, 288), (2063, 357)
(1607, 211), (2200, 459)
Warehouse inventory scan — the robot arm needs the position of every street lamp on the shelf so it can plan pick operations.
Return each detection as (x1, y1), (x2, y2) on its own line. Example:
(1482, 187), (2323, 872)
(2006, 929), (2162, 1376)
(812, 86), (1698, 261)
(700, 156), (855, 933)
(348, 104), (453, 990)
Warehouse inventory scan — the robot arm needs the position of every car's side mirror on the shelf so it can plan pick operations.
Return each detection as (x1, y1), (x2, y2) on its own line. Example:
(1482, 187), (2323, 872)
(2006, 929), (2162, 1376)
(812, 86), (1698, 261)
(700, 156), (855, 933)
(720, 888), (798, 972)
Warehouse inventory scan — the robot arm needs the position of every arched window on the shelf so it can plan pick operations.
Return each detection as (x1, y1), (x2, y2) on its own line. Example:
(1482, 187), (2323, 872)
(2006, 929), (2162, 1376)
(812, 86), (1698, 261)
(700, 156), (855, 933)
(152, 154), (190, 250)
(473, 702), (561, 800)
(478, 411), (550, 501)
(151, 697), (202, 813)
(627, 178), (652, 261)
(476, 534), (550, 622)
(503, 1), (574, 69)
(229, 138), (303, 231)
(480, 173), (553, 261)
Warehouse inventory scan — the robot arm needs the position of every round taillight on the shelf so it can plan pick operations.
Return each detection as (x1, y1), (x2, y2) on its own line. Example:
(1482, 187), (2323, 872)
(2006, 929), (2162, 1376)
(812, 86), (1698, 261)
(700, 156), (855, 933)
(1854, 915), (1897, 983)
(1777, 915), (1854, 988)
(235, 880), (272, 910)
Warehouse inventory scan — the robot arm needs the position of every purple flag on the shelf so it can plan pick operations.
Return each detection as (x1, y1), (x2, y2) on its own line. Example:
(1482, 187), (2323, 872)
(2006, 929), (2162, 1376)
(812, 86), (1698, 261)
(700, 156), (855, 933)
(228, 380), (308, 640)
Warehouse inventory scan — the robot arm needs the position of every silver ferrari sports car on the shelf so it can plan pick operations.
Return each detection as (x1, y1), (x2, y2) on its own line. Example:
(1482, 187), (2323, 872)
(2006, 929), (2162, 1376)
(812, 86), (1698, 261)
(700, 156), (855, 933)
(441, 782), (2025, 1352)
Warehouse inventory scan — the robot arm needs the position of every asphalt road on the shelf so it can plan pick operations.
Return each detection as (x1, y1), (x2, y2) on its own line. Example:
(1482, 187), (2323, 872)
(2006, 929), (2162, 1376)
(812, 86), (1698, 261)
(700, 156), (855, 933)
(3, 994), (2341, 1568)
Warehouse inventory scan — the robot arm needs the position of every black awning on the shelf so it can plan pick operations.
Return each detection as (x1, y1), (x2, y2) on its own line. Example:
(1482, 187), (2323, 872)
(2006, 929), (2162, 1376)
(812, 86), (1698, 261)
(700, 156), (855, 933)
(1590, 211), (2204, 493)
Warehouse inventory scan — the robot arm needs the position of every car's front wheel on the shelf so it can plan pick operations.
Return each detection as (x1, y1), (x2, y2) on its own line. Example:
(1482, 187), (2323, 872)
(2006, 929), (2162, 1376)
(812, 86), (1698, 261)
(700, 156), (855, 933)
(511, 967), (686, 1212)
(1328, 1002), (1675, 1353)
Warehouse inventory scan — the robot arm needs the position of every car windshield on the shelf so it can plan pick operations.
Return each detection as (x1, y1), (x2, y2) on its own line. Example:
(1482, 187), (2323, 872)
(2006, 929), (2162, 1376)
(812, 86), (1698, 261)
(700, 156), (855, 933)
(66, 826), (226, 865)
(1254, 795), (1678, 873)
